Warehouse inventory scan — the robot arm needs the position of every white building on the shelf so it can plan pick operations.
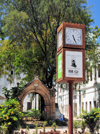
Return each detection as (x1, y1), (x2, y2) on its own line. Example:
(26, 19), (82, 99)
(55, 64), (100, 118)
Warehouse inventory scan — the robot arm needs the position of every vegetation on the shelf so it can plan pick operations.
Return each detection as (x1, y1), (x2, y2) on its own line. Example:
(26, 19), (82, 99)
(73, 120), (79, 133)
(0, 124), (8, 134)
(2, 86), (24, 102)
(0, 0), (100, 132)
(81, 108), (100, 134)
(23, 109), (41, 120)
(0, 0), (97, 88)
(0, 99), (24, 134)
(80, 120), (87, 133)
(55, 119), (67, 126)
(51, 122), (57, 132)
(43, 121), (47, 133)
(47, 120), (55, 126)
(34, 121), (38, 134)
(24, 126), (29, 134)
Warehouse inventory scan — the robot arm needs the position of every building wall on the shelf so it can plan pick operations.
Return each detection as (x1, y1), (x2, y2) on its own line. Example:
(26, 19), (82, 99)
(55, 66), (100, 118)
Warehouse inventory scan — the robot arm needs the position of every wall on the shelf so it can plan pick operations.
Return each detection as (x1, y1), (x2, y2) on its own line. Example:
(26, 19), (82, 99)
(55, 66), (100, 118)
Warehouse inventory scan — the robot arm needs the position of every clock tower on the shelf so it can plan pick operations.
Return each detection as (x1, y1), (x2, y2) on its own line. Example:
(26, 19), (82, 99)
(56, 22), (85, 83)
(56, 22), (85, 134)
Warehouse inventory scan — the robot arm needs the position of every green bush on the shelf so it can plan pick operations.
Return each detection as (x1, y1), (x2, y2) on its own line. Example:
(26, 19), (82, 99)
(73, 120), (79, 133)
(51, 122), (57, 132)
(95, 124), (99, 133)
(47, 120), (54, 126)
(0, 124), (8, 134)
(35, 121), (38, 134)
(81, 108), (100, 134)
(23, 109), (41, 120)
(43, 121), (47, 132)
(30, 109), (41, 119)
(80, 120), (87, 133)
(0, 99), (24, 134)
(55, 119), (67, 126)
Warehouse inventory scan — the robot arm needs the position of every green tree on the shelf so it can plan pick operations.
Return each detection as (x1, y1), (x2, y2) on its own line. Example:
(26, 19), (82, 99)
(2, 81), (25, 101)
(0, 0), (95, 87)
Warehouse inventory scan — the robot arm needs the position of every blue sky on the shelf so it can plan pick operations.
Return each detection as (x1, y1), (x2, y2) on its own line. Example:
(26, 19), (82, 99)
(87, 0), (100, 43)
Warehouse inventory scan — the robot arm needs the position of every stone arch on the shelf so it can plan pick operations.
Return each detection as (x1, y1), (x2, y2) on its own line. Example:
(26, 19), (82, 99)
(19, 76), (55, 120)
(20, 87), (51, 107)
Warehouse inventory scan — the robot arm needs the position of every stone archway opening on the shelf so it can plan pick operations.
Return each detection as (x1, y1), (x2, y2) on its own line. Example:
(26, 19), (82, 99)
(23, 92), (45, 120)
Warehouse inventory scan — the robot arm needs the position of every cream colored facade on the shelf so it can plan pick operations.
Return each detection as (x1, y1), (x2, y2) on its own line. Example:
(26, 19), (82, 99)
(55, 66), (100, 118)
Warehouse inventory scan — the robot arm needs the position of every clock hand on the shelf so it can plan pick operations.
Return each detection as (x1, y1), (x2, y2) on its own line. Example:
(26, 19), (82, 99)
(72, 35), (77, 43)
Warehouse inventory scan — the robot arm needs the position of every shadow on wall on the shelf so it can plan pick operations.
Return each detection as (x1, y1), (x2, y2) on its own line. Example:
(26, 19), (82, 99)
(55, 103), (68, 124)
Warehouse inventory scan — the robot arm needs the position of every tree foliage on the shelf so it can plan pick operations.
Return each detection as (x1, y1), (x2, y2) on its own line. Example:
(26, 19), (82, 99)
(2, 81), (25, 101)
(81, 108), (100, 133)
(0, 0), (97, 87)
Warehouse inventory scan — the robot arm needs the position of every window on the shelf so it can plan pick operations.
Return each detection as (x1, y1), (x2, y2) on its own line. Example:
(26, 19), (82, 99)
(90, 101), (91, 111)
(27, 102), (32, 110)
(98, 65), (100, 77)
(86, 102), (87, 111)
(90, 67), (92, 81)
(73, 103), (77, 117)
(87, 71), (89, 81)
(82, 102), (84, 110)
(94, 101), (96, 108)
(73, 94), (77, 99)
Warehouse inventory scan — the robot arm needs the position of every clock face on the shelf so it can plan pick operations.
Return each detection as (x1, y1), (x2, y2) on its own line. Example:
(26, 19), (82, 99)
(65, 28), (82, 45)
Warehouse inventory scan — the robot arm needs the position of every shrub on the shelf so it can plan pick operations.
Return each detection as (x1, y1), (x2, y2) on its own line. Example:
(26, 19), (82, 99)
(0, 99), (24, 134)
(23, 109), (41, 120)
(51, 122), (57, 132)
(35, 121), (38, 134)
(47, 120), (54, 126)
(55, 119), (67, 126)
(30, 109), (41, 119)
(43, 121), (47, 132)
(80, 120), (87, 133)
(1, 124), (8, 134)
(73, 120), (79, 133)
(81, 108), (100, 134)
(95, 124), (99, 133)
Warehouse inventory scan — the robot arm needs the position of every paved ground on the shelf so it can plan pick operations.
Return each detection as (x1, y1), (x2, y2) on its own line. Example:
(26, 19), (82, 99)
(14, 126), (100, 134)
(15, 126), (83, 133)
(14, 119), (100, 133)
